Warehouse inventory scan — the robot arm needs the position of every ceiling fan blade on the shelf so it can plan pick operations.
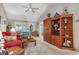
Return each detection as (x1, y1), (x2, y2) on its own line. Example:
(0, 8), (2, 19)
(21, 6), (28, 8)
(29, 3), (32, 8)
(25, 9), (29, 12)
(32, 8), (39, 10)
(32, 9), (35, 13)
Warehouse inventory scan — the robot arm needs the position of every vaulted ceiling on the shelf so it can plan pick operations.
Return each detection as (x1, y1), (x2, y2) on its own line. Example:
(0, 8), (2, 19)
(2, 3), (51, 23)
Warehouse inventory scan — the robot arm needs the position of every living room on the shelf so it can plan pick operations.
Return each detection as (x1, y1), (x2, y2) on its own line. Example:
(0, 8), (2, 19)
(0, 3), (79, 55)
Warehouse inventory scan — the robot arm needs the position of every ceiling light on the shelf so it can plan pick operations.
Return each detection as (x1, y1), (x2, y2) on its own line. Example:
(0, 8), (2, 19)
(21, 3), (39, 13)
(29, 8), (32, 11)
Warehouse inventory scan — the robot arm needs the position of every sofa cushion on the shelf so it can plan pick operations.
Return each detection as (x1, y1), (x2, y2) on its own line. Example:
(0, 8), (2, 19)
(2, 32), (11, 36)
(11, 32), (17, 36)
(4, 36), (16, 42)
(4, 40), (23, 49)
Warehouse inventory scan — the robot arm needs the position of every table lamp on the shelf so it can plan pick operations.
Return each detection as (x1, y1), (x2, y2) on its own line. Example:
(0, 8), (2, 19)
(10, 28), (16, 32)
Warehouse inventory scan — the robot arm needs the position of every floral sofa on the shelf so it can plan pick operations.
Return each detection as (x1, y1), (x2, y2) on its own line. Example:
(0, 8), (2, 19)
(2, 32), (23, 49)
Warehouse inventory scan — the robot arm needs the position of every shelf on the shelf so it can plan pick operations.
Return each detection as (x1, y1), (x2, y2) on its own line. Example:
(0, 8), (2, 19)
(52, 34), (60, 37)
(61, 14), (73, 18)
(61, 36), (73, 39)
(61, 22), (72, 24)
(61, 47), (75, 51)
(60, 28), (73, 30)
(52, 29), (60, 31)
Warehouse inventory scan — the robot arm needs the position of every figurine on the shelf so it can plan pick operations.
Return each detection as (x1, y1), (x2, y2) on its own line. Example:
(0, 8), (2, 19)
(64, 18), (67, 23)
(63, 7), (68, 14)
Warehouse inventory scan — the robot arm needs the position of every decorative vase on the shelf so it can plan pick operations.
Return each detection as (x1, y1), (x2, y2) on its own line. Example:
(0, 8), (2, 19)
(63, 7), (68, 14)
(47, 13), (51, 17)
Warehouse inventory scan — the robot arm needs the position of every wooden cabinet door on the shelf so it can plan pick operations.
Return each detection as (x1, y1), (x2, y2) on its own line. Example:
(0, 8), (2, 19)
(43, 19), (52, 34)
(43, 18), (52, 43)
(54, 37), (60, 47)
(47, 35), (51, 44)
(51, 36), (55, 45)
(52, 36), (62, 48)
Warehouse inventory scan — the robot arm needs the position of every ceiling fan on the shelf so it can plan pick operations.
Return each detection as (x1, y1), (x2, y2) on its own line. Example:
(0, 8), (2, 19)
(21, 3), (39, 13)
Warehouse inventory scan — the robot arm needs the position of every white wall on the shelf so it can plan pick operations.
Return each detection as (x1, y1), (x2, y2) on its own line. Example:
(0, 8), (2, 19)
(0, 4), (7, 32)
(38, 3), (79, 51)
(38, 21), (43, 40)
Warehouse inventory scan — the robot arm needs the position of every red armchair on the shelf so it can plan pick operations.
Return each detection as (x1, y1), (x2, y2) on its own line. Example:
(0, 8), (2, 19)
(2, 32), (23, 49)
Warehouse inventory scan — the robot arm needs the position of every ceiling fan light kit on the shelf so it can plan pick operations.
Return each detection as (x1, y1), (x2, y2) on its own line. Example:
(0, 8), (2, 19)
(21, 3), (39, 13)
(29, 8), (32, 11)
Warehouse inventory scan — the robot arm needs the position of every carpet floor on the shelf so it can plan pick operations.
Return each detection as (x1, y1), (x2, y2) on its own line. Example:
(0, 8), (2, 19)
(24, 37), (76, 55)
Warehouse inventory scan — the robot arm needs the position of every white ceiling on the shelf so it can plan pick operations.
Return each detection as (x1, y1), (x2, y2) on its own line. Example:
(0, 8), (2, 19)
(2, 3), (51, 22)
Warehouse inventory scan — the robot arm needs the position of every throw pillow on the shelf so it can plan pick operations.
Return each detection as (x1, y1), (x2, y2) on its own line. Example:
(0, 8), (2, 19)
(5, 36), (16, 42)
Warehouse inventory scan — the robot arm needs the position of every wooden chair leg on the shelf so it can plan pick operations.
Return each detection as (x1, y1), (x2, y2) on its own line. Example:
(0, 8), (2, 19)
(35, 41), (36, 46)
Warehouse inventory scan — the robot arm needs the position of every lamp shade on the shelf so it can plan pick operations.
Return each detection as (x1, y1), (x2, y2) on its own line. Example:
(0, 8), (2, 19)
(11, 28), (16, 32)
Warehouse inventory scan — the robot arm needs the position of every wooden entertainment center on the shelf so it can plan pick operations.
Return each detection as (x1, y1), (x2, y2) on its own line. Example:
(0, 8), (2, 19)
(43, 14), (73, 49)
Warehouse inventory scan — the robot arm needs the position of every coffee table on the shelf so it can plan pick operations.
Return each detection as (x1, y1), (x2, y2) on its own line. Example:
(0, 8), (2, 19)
(7, 46), (24, 55)
(28, 38), (36, 46)
(22, 38), (29, 48)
